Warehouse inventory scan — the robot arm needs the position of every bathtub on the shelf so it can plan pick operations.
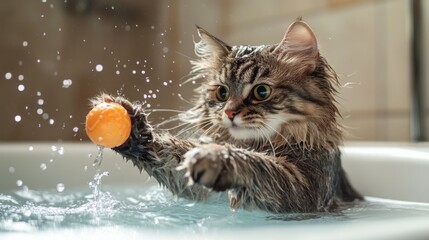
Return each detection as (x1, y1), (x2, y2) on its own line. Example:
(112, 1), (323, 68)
(1, 142), (429, 239)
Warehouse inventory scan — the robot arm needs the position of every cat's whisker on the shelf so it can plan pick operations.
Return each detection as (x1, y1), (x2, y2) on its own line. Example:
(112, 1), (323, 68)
(159, 121), (193, 131)
(198, 121), (220, 138)
(175, 119), (211, 137)
(146, 109), (186, 113)
(256, 127), (276, 156)
(155, 116), (182, 128)
(175, 116), (217, 137)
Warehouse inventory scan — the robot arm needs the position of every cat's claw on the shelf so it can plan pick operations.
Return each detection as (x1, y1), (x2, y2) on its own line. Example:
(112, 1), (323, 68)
(181, 145), (233, 191)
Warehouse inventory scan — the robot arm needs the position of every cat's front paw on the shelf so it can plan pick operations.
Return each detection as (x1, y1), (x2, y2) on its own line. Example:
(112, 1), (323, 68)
(180, 145), (233, 191)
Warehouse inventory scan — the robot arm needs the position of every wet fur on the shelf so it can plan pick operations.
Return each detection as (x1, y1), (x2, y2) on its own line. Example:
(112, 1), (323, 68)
(92, 20), (362, 213)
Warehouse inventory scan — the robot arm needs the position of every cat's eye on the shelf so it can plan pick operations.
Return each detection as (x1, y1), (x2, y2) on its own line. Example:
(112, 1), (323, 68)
(216, 85), (230, 102)
(253, 84), (271, 101)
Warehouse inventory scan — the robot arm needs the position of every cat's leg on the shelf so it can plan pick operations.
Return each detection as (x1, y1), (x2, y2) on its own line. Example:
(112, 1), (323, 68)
(91, 94), (210, 200)
(181, 144), (312, 213)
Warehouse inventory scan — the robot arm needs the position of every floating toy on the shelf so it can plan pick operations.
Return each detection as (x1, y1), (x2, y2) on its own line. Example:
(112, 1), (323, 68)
(85, 102), (131, 148)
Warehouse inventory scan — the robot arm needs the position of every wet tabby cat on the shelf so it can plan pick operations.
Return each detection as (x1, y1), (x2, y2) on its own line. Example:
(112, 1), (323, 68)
(93, 19), (362, 213)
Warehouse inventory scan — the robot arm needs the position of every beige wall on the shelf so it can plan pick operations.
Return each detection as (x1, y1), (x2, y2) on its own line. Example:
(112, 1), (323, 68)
(0, 0), (428, 142)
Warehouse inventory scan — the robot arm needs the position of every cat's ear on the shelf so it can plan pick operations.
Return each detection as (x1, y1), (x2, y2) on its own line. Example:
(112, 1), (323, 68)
(195, 25), (231, 59)
(274, 20), (318, 73)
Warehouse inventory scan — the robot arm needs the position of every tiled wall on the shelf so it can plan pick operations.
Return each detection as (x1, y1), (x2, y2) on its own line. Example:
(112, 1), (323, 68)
(1, 0), (428, 142)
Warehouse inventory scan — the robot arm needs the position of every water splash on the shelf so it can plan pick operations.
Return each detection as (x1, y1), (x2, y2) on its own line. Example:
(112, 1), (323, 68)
(91, 145), (104, 168)
(87, 145), (114, 214)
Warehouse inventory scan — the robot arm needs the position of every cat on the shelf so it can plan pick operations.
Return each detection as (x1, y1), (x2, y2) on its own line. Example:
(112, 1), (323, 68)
(92, 19), (362, 213)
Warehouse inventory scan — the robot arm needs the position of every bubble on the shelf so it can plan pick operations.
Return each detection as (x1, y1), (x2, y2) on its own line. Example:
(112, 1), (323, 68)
(37, 99), (44, 105)
(29, 146), (34, 151)
(9, 167), (15, 173)
(95, 64), (103, 72)
(163, 82), (168, 86)
(124, 25), (131, 31)
(36, 108), (43, 115)
(116, 70), (120, 75)
(62, 79), (72, 88)
(37, 91), (42, 96)
(162, 47), (169, 53)
(42, 113), (49, 120)
(22, 41), (28, 47)
(18, 75), (24, 81)
(40, 163), (47, 171)
(51, 145), (57, 151)
(37, 59), (41, 63)
(16, 180), (23, 187)
(14, 115), (21, 122)
(73, 127), (79, 133)
(56, 183), (65, 192)
(132, 70), (136, 74)
(5, 72), (12, 80)
(141, 70), (145, 74)
(18, 84), (25, 91)
(49, 119), (54, 125)
(150, 25), (155, 30)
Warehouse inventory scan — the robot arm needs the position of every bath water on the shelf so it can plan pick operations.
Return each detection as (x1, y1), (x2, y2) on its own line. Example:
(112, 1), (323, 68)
(1, 148), (429, 239)
(1, 185), (429, 238)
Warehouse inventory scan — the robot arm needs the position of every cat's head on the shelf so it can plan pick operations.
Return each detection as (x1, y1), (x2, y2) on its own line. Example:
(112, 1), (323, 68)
(187, 20), (341, 148)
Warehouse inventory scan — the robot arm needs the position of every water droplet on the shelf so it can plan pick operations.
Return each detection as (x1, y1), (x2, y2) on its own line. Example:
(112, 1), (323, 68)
(95, 64), (103, 72)
(18, 75), (24, 81)
(73, 127), (79, 132)
(5, 72), (12, 80)
(22, 41), (28, 47)
(56, 183), (65, 192)
(18, 84), (25, 92)
(9, 167), (15, 173)
(40, 163), (47, 171)
(16, 180), (23, 187)
(14, 115), (21, 122)
(62, 79), (72, 88)
(58, 147), (64, 155)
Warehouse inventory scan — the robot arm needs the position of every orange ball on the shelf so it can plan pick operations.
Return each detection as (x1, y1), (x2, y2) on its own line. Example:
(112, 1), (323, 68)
(85, 102), (131, 148)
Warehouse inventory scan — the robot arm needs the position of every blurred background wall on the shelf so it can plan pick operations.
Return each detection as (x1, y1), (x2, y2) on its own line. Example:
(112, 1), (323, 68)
(0, 0), (428, 142)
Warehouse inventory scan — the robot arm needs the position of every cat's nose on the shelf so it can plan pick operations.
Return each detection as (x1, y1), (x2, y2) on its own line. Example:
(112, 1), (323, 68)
(225, 109), (239, 121)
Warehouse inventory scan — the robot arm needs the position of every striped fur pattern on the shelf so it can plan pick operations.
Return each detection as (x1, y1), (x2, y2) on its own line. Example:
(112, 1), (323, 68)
(94, 19), (362, 213)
